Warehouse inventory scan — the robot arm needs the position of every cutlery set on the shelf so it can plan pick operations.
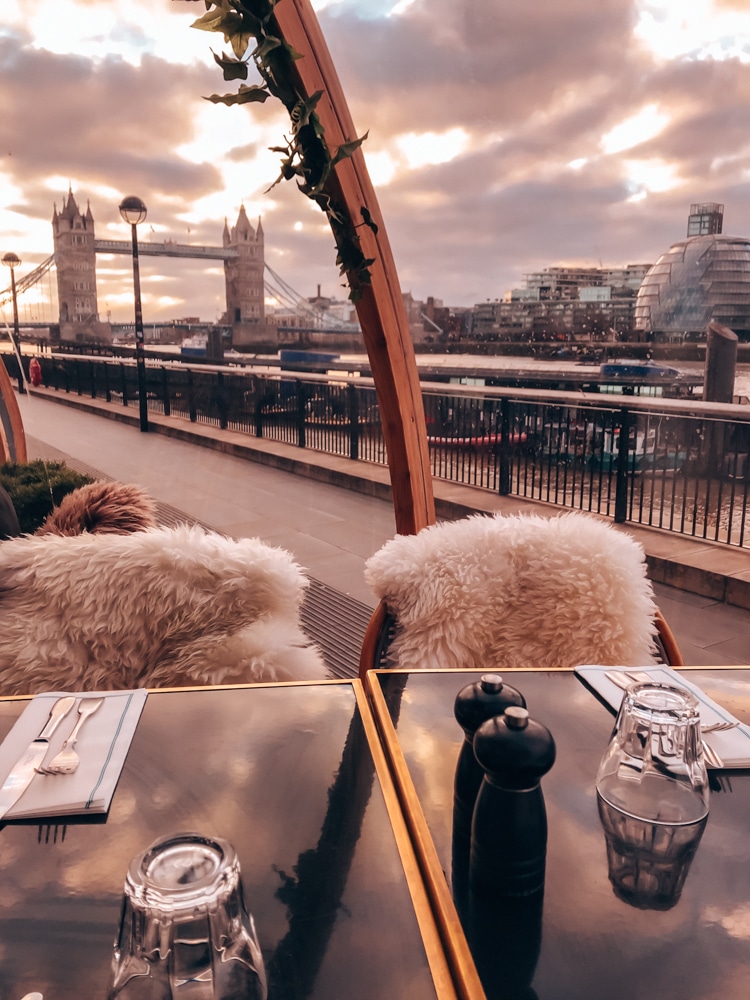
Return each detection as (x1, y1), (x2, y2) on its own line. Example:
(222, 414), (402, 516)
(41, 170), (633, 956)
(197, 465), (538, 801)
(0, 697), (104, 821)
(603, 670), (734, 768)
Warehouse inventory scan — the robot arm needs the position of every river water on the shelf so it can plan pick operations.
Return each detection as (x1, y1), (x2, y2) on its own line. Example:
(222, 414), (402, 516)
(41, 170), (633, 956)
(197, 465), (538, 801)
(12, 337), (750, 401)
(338, 353), (750, 403)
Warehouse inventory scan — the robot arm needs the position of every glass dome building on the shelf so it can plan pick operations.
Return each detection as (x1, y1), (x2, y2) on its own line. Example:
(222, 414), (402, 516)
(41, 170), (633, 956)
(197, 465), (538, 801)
(634, 234), (750, 342)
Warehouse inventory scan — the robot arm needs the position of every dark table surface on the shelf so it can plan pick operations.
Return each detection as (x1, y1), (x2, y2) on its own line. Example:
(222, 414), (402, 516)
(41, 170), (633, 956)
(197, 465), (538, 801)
(370, 668), (750, 1000)
(0, 681), (451, 1000)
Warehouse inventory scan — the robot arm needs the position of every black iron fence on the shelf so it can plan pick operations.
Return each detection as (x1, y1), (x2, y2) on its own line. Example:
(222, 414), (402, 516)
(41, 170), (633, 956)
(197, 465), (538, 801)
(5, 352), (749, 547)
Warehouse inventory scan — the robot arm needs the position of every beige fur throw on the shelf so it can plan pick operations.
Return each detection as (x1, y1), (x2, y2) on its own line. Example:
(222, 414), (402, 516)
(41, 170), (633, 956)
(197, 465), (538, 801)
(364, 512), (658, 671)
(0, 525), (327, 694)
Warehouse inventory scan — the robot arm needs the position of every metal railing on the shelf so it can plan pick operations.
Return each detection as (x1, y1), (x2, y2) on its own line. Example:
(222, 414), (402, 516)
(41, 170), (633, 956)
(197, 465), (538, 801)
(4, 352), (749, 547)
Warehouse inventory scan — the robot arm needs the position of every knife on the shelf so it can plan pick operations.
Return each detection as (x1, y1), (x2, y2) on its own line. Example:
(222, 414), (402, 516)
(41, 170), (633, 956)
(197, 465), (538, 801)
(0, 697), (76, 820)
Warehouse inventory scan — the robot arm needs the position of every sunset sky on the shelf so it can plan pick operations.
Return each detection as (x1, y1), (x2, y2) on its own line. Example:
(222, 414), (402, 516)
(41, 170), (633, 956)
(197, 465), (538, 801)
(1, 0), (749, 324)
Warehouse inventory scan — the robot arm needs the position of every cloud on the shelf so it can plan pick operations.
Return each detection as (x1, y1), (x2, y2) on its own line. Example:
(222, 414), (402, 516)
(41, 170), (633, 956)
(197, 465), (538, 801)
(1, 0), (749, 320)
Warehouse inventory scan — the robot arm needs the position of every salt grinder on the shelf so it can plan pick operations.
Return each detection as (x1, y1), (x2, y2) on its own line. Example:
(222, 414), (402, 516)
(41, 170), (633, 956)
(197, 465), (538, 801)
(470, 706), (556, 898)
(452, 674), (526, 914)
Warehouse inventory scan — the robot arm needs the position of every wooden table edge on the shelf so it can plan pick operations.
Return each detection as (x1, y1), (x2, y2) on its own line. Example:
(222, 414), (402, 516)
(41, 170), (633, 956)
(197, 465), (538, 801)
(351, 678), (461, 1000)
(363, 673), (485, 1000)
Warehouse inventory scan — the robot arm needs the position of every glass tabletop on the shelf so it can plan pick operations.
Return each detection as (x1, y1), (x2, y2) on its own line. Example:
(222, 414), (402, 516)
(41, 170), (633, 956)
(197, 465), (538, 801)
(0, 681), (453, 1000)
(368, 668), (750, 1000)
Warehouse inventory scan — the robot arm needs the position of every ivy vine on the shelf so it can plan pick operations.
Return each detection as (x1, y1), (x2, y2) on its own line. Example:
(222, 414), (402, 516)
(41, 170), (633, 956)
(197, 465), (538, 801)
(182, 0), (378, 301)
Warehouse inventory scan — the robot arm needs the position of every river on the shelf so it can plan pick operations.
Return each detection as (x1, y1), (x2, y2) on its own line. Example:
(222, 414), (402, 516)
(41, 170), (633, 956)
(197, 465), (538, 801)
(338, 353), (750, 403)
(11, 338), (750, 401)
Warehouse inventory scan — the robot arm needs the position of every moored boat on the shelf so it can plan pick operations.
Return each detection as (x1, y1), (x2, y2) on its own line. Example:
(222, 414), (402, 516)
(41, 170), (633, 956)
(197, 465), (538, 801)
(181, 334), (208, 358)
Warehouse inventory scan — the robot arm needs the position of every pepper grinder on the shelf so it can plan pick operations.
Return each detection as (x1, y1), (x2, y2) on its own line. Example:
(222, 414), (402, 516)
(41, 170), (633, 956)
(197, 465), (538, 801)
(470, 706), (556, 899)
(452, 674), (526, 918)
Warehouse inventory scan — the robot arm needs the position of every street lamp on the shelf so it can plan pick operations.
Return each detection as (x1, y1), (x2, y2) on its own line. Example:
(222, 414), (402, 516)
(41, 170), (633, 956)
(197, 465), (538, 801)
(2, 252), (25, 392)
(119, 195), (149, 432)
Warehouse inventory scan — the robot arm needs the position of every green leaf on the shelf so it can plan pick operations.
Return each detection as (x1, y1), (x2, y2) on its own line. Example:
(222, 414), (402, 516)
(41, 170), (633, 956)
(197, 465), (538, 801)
(290, 91), (323, 131)
(331, 131), (369, 166)
(284, 41), (304, 61)
(191, 3), (242, 38)
(229, 31), (253, 59)
(211, 49), (249, 81)
(309, 112), (326, 140)
(204, 83), (270, 106)
(255, 34), (282, 61)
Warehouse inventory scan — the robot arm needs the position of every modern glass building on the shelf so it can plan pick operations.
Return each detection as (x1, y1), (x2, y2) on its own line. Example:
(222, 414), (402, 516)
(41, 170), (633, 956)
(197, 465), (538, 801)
(634, 233), (750, 342)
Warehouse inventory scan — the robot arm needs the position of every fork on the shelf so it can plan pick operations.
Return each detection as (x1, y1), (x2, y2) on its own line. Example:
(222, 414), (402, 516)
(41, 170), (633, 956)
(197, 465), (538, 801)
(701, 721), (739, 733)
(38, 698), (104, 775)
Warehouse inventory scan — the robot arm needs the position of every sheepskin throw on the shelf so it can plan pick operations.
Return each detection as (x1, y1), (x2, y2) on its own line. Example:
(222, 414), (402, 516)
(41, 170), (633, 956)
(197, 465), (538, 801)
(364, 512), (658, 671)
(36, 481), (158, 537)
(0, 525), (327, 694)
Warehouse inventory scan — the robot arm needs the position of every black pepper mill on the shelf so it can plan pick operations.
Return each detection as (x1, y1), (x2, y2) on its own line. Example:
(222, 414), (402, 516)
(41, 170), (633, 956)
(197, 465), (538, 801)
(470, 706), (556, 898)
(468, 706), (555, 999)
(452, 674), (526, 920)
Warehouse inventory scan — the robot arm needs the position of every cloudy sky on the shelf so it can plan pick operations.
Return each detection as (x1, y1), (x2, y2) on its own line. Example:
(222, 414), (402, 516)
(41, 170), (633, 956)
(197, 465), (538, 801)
(1, 0), (749, 324)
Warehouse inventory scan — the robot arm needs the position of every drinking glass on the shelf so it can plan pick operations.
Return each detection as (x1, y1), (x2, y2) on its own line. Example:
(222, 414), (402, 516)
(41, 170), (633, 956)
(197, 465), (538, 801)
(598, 796), (707, 910)
(108, 832), (267, 1000)
(596, 682), (709, 825)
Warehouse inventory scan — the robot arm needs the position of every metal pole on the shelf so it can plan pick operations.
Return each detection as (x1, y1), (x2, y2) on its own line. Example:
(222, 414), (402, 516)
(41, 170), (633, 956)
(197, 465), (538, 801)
(614, 408), (631, 523)
(7, 267), (27, 393)
(130, 222), (149, 432)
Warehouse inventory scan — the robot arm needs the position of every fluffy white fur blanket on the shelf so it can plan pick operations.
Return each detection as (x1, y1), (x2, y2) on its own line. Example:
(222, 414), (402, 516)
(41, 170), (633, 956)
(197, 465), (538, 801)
(364, 512), (658, 671)
(0, 525), (327, 694)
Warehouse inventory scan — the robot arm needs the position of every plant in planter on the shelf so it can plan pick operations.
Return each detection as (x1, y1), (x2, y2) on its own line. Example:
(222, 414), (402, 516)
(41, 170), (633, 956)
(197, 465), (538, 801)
(0, 461), (94, 534)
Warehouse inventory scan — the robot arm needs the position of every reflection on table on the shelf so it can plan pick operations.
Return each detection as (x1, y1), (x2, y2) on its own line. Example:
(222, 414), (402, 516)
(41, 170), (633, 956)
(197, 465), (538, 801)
(368, 668), (750, 1000)
(0, 681), (453, 1000)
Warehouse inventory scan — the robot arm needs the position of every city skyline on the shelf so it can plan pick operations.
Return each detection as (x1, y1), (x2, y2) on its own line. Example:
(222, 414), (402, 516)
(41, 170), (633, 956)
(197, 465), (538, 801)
(1, 0), (749, 325)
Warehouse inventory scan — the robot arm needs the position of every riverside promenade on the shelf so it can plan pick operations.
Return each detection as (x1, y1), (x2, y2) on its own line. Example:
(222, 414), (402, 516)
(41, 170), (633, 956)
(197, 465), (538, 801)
(15, 386), (750, 671)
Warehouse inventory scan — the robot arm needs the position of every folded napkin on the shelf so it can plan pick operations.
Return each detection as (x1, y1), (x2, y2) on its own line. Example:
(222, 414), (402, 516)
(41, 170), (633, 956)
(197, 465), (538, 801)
(0, 689), (148, 820)
(575, 665), (750, 769)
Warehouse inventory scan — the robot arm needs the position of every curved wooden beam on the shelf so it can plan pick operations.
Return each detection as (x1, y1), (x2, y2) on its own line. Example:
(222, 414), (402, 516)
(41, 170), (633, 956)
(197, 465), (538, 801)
(272, 0), (435, 538)
(655, 608), (684, 667)
(0, 360), (27, 464)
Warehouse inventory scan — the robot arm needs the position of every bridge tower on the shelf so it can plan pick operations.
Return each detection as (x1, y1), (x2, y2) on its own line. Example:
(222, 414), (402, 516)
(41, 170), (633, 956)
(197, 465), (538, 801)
(52, 189), (111, 343)
(221, 205), (269, 346)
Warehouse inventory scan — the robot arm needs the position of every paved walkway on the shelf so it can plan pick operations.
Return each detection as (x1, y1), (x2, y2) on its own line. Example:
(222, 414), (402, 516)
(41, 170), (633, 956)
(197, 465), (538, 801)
(15, 389), (750, 668)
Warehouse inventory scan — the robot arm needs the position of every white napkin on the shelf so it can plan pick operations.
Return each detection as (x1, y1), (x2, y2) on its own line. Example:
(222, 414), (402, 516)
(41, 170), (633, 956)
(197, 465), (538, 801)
(0, 689), (148, 819)
(574, 665), (750, 769)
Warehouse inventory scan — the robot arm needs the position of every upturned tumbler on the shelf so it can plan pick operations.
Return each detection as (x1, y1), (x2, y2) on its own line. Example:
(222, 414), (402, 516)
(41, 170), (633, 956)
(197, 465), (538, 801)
(108, 831), (267, 1000)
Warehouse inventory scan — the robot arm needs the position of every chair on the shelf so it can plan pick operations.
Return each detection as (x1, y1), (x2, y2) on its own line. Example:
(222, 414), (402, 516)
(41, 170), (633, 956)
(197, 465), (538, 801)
(0, 525), (327, 696)
(360, 512), (683, 677)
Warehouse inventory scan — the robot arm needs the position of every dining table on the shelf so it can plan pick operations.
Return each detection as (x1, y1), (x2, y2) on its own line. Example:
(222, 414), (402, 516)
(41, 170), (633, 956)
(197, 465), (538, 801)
(365, 667), (750, 1000)
(0, 679), (457, 1000)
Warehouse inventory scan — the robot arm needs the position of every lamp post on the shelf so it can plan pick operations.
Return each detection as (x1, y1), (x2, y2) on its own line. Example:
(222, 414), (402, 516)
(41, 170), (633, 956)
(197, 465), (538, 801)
(119, 195), (149, 432)
(2, 252), (26, 393)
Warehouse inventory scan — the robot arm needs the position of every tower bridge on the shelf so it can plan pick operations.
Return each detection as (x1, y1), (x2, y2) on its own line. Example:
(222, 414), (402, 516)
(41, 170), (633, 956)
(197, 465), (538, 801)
(1, 189), (358, 348)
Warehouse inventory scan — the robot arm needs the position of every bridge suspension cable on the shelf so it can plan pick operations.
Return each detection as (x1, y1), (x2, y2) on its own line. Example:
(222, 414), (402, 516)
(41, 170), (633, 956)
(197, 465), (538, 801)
(263, 263), (358, 331)
(0, 254), (56, 309)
